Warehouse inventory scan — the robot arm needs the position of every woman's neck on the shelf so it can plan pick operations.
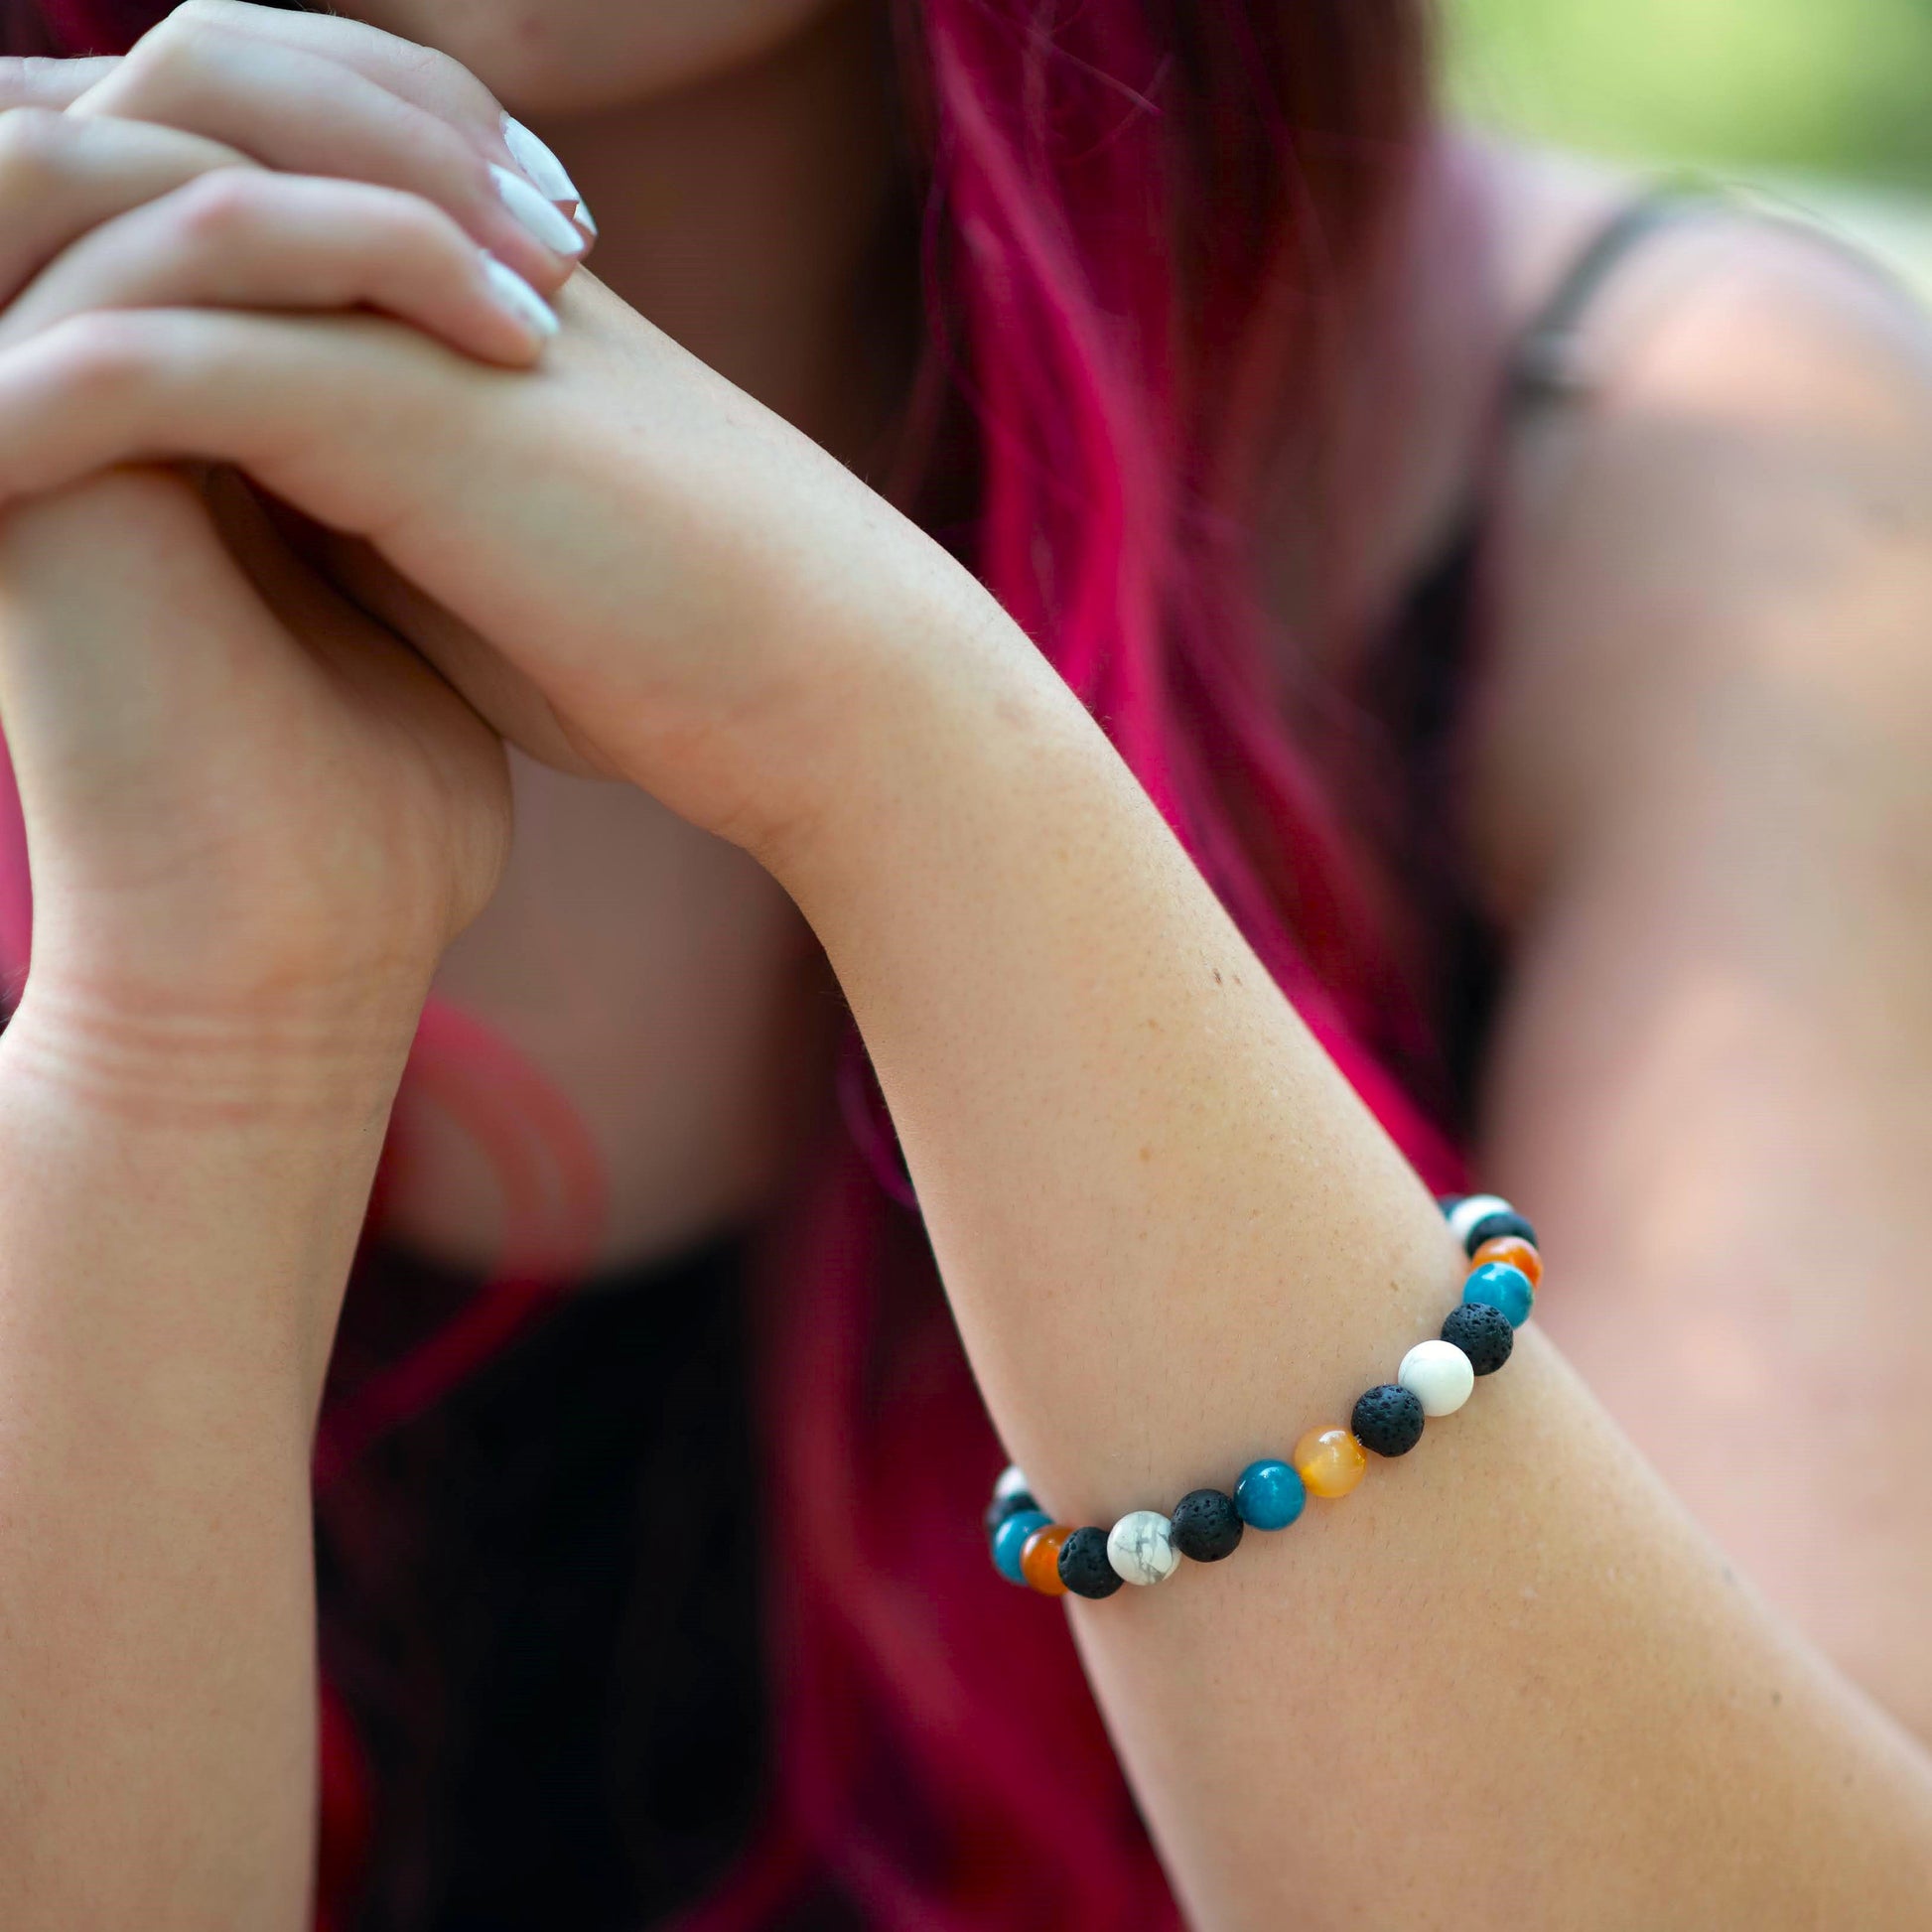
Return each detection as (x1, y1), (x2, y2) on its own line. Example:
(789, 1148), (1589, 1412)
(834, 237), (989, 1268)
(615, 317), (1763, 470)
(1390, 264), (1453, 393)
(523, 2), (914, 465)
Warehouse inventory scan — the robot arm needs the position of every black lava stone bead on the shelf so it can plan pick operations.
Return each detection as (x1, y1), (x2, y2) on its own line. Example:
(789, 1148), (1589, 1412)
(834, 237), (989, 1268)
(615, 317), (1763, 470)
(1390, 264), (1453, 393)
(1442, 1301), (1515, 1376)
(983, 1489), (1037, 1539)
(1170, 1489), (1244, 1563)
(1351, 1384), (1425, 1457)
(1056, 1525), (1124, 1599)
(1462, 1207), (1538, 1255)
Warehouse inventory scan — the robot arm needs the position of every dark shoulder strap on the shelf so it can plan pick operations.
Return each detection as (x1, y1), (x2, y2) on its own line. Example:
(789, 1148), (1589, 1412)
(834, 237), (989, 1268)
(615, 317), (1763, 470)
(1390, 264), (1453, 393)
(1360, 181), (1730, 1114)
(1504, 178), (1723, 414)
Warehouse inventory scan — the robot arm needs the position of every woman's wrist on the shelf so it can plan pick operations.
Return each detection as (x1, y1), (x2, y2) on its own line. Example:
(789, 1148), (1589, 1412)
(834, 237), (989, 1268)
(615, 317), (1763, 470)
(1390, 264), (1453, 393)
(4, 964), (431, 1134)
(752, 575), (1105, 923)
(0, 981), (413, 1414)
(0, 996), (392, 1931)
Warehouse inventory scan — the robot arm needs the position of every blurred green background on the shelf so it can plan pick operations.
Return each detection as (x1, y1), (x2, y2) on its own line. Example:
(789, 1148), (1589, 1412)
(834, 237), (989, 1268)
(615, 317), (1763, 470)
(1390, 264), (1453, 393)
(1448, 0), (1932, 290)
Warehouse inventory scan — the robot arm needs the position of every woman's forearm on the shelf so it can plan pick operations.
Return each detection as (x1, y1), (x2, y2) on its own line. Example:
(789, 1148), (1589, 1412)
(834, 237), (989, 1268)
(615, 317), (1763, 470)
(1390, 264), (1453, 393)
(0, 981), (417, 1931)
(774, 635), (1932, 1927)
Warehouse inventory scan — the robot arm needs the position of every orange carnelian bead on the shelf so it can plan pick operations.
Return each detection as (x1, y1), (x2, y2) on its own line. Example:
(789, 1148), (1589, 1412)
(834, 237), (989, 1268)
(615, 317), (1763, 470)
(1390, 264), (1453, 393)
(1471, 1234), (1542, 1289)
(1021, 1523), (1072, 1595)
(1293, 1426), (1367, 1499)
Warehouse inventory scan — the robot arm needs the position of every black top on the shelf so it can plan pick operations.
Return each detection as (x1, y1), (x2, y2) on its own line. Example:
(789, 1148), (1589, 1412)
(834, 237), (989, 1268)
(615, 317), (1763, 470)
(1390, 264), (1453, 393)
(319, 1229), (769, 1931)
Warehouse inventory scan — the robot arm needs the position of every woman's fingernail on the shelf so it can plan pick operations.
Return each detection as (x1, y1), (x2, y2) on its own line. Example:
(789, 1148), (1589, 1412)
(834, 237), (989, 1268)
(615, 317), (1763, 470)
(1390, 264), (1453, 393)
(502, 114), (596, 237)
(482, 253), (560, 340)
(489, 163), (588, 258)
(501, 114), (582, 207)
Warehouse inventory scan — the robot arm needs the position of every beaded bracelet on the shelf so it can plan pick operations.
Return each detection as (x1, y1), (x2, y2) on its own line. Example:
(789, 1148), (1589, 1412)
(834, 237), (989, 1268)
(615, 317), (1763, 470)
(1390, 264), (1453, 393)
(985, 1193), (1541, 1597)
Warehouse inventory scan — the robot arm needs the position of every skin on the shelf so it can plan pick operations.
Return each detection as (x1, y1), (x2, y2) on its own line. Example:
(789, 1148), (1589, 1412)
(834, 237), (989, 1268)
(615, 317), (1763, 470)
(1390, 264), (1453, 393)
(0, 1), (1928, 1925)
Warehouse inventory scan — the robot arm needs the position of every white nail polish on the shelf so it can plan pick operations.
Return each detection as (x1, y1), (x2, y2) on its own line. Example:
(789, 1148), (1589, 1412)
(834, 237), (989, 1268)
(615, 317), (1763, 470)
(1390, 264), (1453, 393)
(500, 114), (597, 242)
(489, 163), (588, 258)
(501, 114), (579, 204)
(482, 253), (560, 339)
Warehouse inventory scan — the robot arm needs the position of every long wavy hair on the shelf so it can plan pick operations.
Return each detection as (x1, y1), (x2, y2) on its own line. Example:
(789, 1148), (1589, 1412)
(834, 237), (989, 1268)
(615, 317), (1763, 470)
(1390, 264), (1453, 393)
(3, 1), (1458, 1925)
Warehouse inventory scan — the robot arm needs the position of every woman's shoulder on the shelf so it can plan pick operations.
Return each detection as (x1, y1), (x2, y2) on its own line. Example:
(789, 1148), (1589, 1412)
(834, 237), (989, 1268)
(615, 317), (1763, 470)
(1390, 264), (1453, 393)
(1256, 134), (1637, 665)
(1455, 138), (1932, 923)
(1276, 133), (1932, 658)
(1474, 134), (1932, 442)
(1257, 126), (1932, 932)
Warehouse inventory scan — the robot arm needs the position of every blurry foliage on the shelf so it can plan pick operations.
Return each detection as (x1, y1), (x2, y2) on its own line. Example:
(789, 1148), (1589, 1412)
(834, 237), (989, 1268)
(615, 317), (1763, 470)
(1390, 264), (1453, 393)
(1449, 0), (1932, 187)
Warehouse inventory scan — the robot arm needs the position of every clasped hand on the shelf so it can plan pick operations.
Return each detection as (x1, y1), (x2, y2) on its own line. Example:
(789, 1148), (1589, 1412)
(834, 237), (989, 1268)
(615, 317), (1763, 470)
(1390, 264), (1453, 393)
(0, 0), (1014, 1036)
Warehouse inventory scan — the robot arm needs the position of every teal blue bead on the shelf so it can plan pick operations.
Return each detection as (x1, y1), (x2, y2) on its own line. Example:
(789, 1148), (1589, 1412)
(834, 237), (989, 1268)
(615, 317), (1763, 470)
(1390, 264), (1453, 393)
(992, 1508), (1051, 1585)
(1233, 1458), (1307, 1531)
(1463, 1261), (1535, 1328)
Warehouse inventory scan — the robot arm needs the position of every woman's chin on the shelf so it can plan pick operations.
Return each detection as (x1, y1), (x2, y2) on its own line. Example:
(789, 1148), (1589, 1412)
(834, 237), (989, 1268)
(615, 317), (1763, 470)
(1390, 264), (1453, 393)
(341, 0), (853, 120)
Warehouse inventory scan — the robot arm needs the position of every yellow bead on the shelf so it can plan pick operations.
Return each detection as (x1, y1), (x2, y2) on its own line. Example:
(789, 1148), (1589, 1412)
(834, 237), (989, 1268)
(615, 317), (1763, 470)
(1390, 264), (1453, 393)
(1293, 1425), (1367, 1499)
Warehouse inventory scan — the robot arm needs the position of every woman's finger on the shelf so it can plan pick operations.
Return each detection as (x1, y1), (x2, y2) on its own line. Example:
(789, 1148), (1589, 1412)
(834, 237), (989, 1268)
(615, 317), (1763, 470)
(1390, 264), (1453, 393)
(0, 56), (119, 111)
(0, 307), (533, 550)
(0, 171), (557, 364)
(0, 305), (615, 768)
(165, 1), (591, 228)
(0, 304), (608, 777)
(68, 12), (587, 293)
(1, 10), (594, 232)
(0, 106), (257, 311)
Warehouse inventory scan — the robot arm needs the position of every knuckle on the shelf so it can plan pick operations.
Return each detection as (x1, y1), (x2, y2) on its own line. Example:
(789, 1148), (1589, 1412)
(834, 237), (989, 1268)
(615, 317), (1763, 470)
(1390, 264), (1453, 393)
(166, 167), (265, 248)
(404, 41), (500, 118)
(304, 176), (460, 274)
(49, 310), (151, 398)
(122, 9), (215, 90)
(367, 187), (464, 259)
(0, 106), (69, 195)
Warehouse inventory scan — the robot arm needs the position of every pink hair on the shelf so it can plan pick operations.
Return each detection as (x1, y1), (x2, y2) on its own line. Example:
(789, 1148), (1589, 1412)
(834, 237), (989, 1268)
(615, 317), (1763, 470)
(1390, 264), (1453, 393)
(7, 2), (1459, 1924)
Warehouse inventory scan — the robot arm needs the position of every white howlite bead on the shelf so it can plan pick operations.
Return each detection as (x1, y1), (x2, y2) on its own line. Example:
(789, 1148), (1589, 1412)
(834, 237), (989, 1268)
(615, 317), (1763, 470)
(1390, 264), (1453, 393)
(1107, 1510), (1179, 1587)
(992, 1463), (1032, 1503)
(1399, 1338), (1476, 1418)
(1447, 1193), (1513, 1244)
